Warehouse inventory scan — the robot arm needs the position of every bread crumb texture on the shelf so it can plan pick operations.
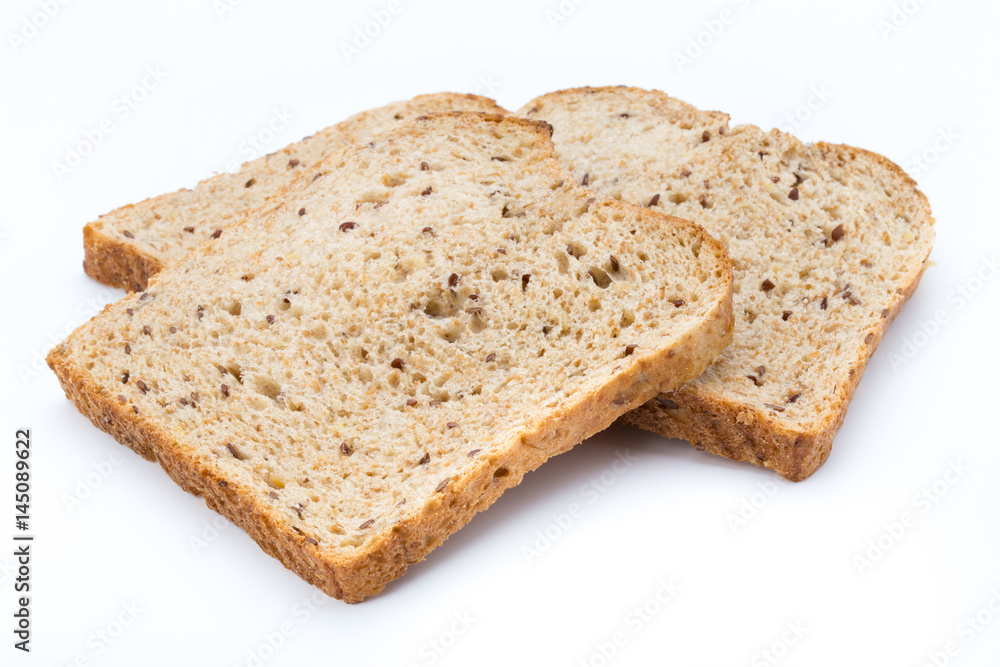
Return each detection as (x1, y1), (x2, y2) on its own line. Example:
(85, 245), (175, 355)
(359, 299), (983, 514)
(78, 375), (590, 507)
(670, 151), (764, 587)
(51, 112), (732, 601)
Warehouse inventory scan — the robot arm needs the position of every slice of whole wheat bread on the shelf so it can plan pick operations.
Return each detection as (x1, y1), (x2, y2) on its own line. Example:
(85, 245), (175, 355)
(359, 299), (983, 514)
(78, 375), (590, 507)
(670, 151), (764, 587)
(49, 112), (734, 602)
(83, 93), (508, 292)
(520, 86), (935, 481)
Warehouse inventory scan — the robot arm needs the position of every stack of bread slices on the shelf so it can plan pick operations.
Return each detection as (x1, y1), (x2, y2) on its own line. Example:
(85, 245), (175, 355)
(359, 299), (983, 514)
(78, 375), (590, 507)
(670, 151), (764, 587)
(49, 87), (934, 602)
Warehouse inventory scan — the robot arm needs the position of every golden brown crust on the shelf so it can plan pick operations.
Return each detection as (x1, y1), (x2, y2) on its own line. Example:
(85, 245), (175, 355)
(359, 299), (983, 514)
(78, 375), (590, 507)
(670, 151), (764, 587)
(83, 221), (164, 292)
(50, 113), (735, 602)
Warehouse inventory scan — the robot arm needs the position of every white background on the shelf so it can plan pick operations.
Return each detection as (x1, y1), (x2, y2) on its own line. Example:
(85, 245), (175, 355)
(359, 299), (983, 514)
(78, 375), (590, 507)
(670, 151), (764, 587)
(2, 1), (999, 665)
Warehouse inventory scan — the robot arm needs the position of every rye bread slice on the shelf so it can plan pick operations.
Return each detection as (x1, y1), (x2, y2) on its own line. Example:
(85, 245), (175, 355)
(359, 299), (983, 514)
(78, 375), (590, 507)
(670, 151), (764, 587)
(49, 112), (734, 602)
(83, 93), (508, 292)
(520, 86), (935, 481)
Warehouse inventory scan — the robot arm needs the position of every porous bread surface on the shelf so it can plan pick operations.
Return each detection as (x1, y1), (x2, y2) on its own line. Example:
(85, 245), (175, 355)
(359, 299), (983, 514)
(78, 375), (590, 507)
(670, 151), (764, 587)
(49, 112), (733, 602)
(84, 93), (508, 292)
(521, 86), (935, 481)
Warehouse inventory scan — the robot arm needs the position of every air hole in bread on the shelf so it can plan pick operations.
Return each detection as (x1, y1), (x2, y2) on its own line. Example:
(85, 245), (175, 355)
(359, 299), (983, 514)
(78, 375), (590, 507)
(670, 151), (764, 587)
(589, 267), (612, 289)
(226, 363), (243, 384)
(424, 298), (454, 318)
(567, 241), (587, 258)
(255, 377), (281, 400)
(357, 189), (390, 204)
(441, 324), (463, 344)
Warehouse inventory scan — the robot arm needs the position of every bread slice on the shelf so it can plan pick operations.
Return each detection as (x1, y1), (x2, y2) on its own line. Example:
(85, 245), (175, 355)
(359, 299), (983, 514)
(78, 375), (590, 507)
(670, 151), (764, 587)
(83, 93), (508, 292)
(49, 112), (734, 602)
(520, 87), (934, 481)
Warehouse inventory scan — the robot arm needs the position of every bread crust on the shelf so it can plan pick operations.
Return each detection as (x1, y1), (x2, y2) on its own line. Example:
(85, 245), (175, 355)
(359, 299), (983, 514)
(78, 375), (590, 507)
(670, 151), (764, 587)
(523, 88), (935, 481)
(50, 113), (734, 602)
(83, 220), (164, 292)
